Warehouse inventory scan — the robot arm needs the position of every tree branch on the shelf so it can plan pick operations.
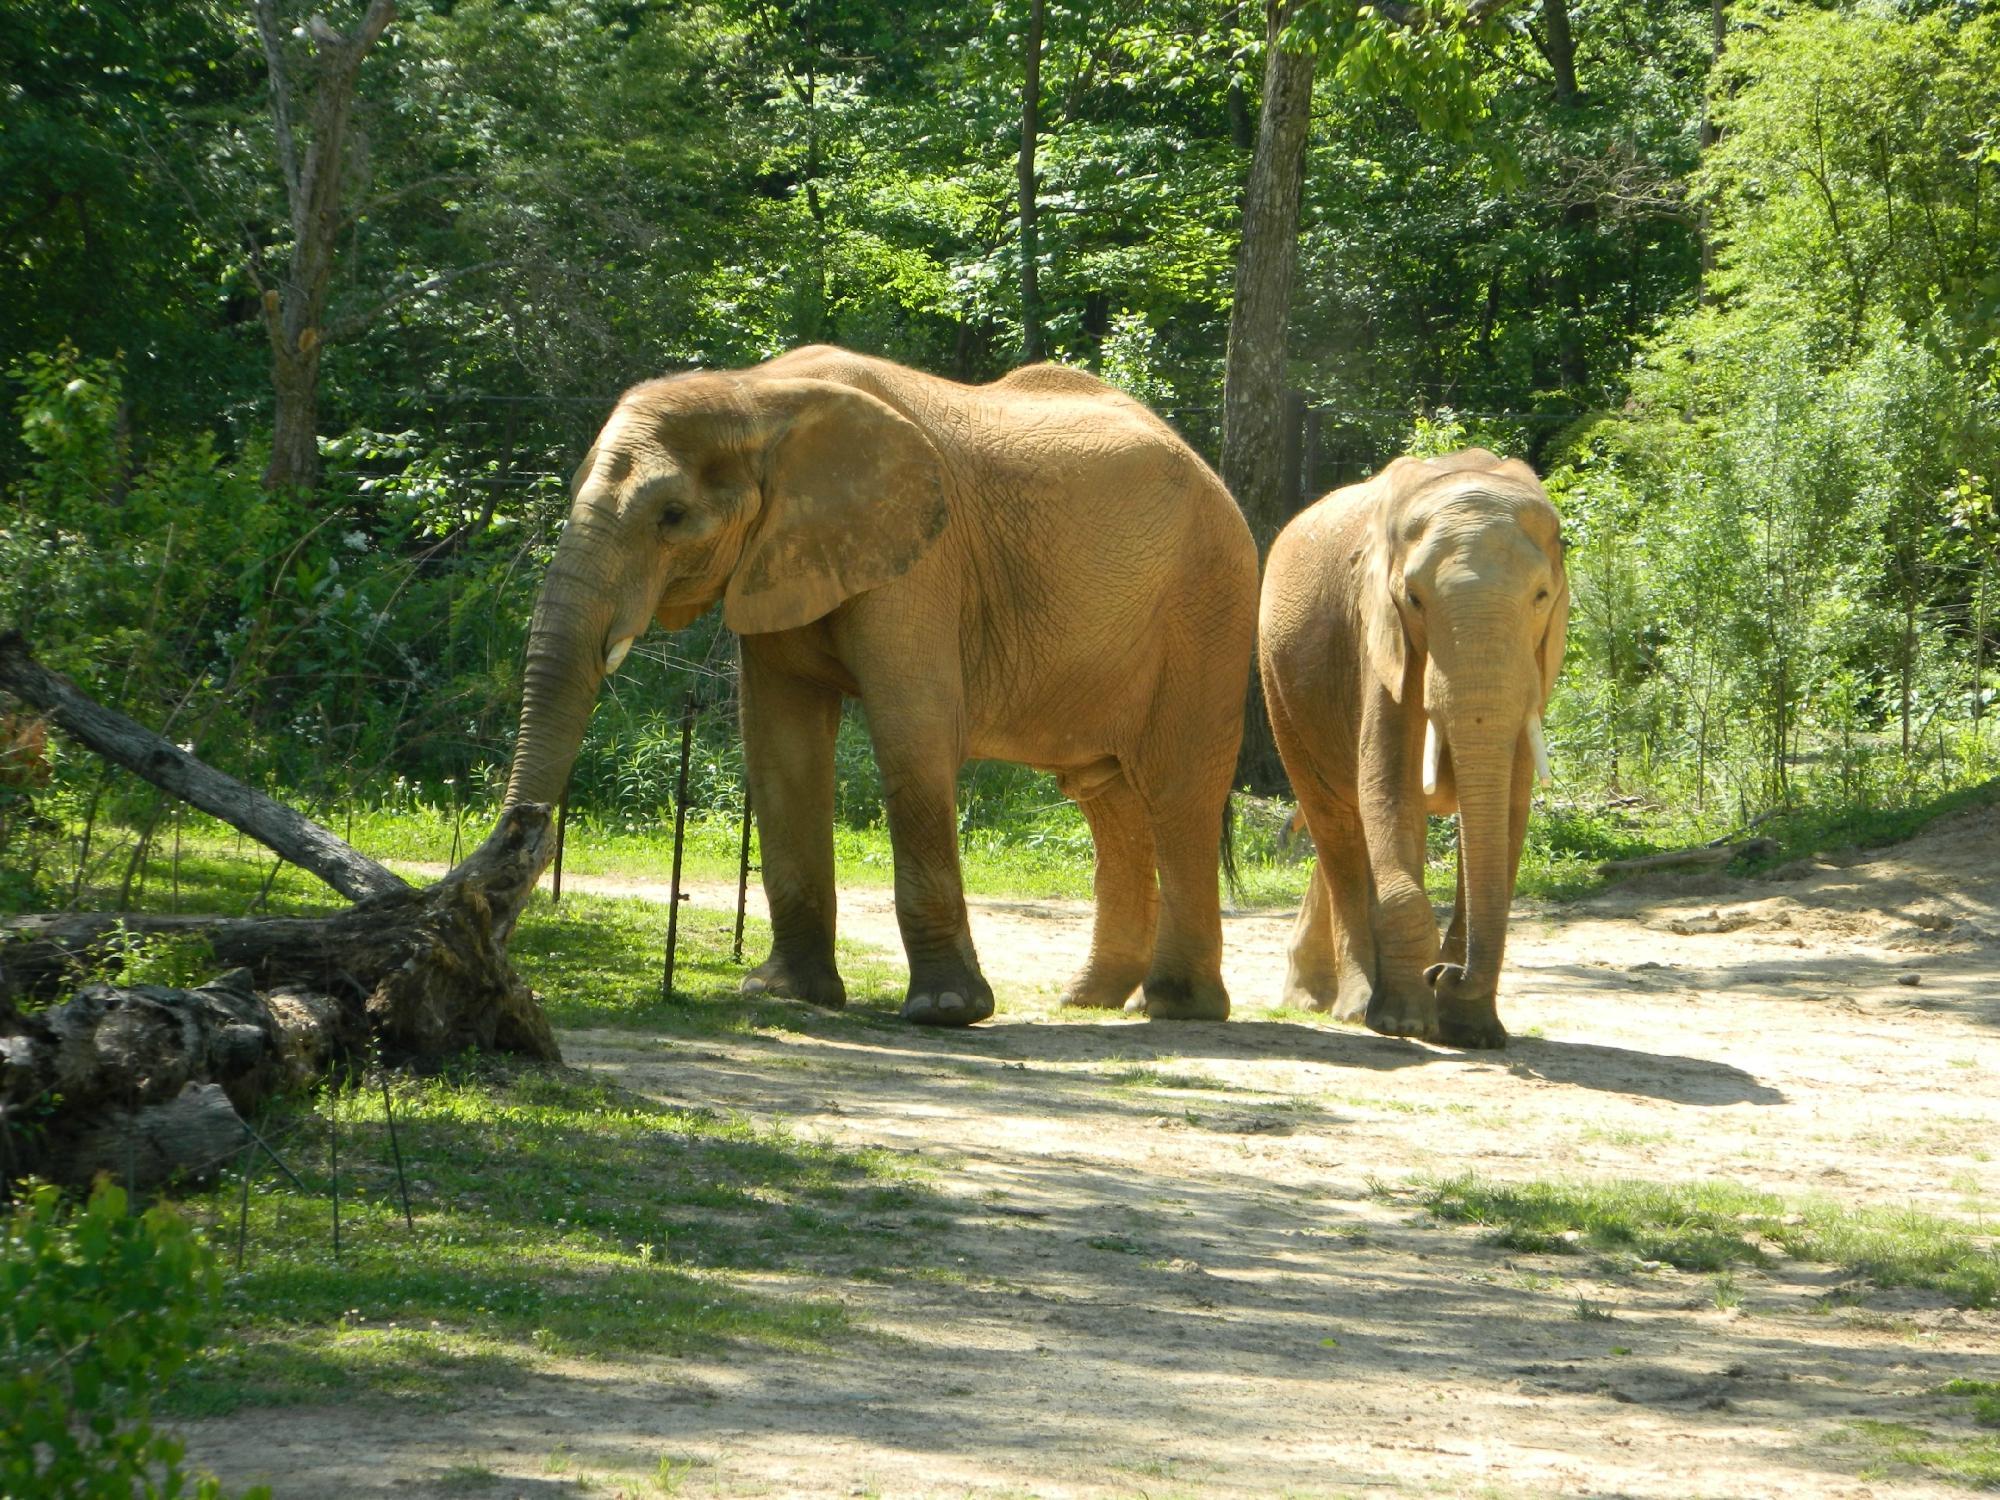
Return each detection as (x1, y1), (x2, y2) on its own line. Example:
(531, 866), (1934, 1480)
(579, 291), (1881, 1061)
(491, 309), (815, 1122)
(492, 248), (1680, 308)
(0, 632), (407, 904)
(326, 259), (504, 341)
(250, 0), (301, 215)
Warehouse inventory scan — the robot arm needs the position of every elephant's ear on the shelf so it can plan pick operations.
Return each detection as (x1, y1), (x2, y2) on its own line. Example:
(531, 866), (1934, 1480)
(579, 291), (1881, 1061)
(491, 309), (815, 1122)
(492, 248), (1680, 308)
(1362, 480), (1418, 703)
(723, 379), (948, 636)
(1537, 549), (1570, 711)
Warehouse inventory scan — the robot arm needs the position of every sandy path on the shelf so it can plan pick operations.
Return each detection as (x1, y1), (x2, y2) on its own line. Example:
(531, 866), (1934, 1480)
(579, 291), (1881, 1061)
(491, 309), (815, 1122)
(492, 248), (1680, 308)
(188, 811), (2000, 1497)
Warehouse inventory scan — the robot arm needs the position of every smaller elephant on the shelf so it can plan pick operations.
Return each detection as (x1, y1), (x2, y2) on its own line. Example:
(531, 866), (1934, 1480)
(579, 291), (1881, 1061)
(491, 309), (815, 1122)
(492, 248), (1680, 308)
(1258, 449), (1568, 1048)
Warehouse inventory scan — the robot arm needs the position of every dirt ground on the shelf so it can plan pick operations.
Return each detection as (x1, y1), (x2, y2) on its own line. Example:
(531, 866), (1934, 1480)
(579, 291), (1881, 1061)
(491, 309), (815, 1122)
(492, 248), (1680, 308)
(188, 808), (2000, 1498)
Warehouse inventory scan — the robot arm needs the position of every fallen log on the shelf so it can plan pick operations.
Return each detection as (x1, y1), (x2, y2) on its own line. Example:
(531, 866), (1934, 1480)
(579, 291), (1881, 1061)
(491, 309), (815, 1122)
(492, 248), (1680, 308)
(1596, 836), (1779, 878)
(0, 633), (561, 1190)
(0, 967), (351, 1188)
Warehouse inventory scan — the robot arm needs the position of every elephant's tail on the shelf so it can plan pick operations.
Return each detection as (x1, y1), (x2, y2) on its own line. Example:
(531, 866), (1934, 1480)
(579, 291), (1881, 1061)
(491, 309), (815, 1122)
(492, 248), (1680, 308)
(1220, 794), (1243, 908)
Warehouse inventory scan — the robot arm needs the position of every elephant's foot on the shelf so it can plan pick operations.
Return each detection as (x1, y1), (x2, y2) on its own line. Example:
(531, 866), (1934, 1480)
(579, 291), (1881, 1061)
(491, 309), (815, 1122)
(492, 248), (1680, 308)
(1423, 963), (1507, 1050)
(901, 966), (995, 1028)
(1281, 977), (1337, 1014)
(1363, 984), (1439, 1041)
(1060, 957), (1147, 1011)
(742, 951), (847, 1010)
(1127, 973), (1230, 1022)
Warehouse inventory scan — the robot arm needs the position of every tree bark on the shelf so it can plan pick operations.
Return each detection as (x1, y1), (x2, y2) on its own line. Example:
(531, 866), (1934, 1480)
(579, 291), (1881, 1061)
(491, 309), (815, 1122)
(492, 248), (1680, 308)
(0, 632), (406, 903)
(251, 0), (397, 493)
(1018, 0), (1047, 363)
(2, 806), (562, 1188)
(1, 805), (558, 1057)
(1222, 1), (1315, 792)
(1221, 0), (1315, 549)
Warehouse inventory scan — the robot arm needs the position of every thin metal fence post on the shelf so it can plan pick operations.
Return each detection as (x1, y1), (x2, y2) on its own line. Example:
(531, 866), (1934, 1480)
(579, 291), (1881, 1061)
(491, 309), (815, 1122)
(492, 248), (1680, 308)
(329, 1091), (341, 1266)
(381, 1075), (414, 1230)
(733, 776), (753, 963)
(234, 1137), (257, 1271)
(661, 694), (696, 999)
(552, 785), (570, 903)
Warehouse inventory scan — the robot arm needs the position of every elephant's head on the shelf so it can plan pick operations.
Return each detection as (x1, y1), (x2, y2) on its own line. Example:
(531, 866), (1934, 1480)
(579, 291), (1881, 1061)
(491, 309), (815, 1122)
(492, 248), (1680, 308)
(1364, 449), (1568, 1029)
(504, 370), (947, 810)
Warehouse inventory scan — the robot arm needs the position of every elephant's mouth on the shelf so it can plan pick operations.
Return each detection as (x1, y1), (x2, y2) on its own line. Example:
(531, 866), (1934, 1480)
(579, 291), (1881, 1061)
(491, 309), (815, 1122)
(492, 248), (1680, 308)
(1423, 714), (1552, 796)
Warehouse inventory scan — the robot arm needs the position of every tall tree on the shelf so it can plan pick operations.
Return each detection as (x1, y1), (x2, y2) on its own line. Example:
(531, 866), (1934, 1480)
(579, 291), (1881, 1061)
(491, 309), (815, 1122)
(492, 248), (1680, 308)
(249, 0), (395, 492)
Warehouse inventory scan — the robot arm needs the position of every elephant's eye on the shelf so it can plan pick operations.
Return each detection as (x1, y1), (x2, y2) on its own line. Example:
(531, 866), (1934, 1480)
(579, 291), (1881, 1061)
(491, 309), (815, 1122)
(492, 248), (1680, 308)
(1405, 589), (1423, 612)
(658, 503), (688, 531)
(1535, 587), (1551, 605)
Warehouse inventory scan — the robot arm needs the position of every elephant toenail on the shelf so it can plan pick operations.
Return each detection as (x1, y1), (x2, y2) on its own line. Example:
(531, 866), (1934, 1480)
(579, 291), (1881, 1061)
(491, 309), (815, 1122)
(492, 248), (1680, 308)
(936, 992), (964, 1012)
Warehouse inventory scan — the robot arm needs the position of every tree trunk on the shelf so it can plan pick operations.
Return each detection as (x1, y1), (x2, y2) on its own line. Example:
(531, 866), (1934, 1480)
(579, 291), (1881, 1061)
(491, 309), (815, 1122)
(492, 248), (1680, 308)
(0, 969), (355, 1190)
(1221, 2), (1315, 792)
(1018, 0), (1047, 363)
(252, 0), (397, 493)
(1220, 0), (1314, 549)
(1698, 0), (1727, 290)
(1, 806), (558, 1057)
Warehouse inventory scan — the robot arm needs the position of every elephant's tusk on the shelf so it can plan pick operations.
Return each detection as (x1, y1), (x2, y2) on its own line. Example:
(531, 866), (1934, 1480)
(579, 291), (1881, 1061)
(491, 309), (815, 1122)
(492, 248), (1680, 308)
(603, 636), (635, 676)
(1422, 718), (1442, 797)
(1528, 715), (1551, 783)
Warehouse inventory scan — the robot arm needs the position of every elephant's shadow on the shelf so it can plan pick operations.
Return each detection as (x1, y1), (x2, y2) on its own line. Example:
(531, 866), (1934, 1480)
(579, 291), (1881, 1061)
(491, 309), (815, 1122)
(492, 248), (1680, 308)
(844, 1010), (1784, 1108)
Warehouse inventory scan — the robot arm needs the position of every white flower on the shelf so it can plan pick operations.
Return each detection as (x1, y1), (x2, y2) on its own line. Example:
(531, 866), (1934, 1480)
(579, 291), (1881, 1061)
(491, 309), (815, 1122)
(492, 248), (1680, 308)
(344, 529), (369, 551)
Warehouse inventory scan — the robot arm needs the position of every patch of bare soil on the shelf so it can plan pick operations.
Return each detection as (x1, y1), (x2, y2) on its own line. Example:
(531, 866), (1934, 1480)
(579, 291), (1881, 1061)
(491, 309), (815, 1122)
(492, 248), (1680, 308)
(187, 809), (2000, 1497)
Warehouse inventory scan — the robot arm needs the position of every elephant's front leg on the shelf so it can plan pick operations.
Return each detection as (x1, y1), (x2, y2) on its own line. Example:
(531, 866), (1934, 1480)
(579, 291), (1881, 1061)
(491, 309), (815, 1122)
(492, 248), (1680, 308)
(1358, 691), (1440, 1040)
(868, 712), (993, 1028)
(739, 656), (847, 1010)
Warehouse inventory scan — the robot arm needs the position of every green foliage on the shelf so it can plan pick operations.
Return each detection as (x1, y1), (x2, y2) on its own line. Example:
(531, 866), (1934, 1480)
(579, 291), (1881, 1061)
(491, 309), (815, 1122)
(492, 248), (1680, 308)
(1, 1180), (263, 1500)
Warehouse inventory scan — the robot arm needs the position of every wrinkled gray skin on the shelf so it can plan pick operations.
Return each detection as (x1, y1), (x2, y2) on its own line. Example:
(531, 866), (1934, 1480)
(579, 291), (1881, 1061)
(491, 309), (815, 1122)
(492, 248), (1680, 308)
(1258, 449), (1568, 1048)
(505, 345), (1258, 1028)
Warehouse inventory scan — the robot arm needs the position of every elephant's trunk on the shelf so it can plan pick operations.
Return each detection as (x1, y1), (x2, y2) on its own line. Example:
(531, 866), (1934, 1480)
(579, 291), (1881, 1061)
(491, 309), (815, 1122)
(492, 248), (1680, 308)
(1447, 717), (1519, 1003)
(505, 535), (619, 812)
(1426, 598), (1534, 1045)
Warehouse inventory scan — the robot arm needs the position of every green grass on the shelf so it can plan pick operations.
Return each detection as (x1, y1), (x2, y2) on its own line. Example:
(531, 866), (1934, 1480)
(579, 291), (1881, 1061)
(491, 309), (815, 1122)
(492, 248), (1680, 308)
(1414, 1173), (2000, 1307)
(13, 764), (1999, 937)
(508, 887), (911, 1038)
(1846, 1419), (2000, 1490)
(167, 1064), (933, 1416)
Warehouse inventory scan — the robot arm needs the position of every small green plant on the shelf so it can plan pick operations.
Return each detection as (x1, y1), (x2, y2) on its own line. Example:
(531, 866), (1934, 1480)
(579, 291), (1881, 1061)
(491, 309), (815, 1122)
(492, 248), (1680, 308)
(1940, 1378), (2000, 1428)
(1711, 1270), (1742, 1310)
(1, 1180), (266, 1500)
(110, 924), (217, 989)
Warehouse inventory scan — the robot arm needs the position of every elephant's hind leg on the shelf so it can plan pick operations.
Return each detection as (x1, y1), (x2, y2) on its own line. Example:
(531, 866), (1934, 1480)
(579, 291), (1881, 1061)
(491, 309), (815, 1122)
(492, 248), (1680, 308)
(1282, 865), (1340, 1012)
(1125, 762), (1231, 1022)
(1059, 769), (1157, 1010)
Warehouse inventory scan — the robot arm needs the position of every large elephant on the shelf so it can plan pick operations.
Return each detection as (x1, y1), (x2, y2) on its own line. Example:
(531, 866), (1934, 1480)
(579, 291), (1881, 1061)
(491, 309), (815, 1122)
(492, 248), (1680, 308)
(505, 345), (1258, 1027)
(1258, 449), (1568, 1048)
